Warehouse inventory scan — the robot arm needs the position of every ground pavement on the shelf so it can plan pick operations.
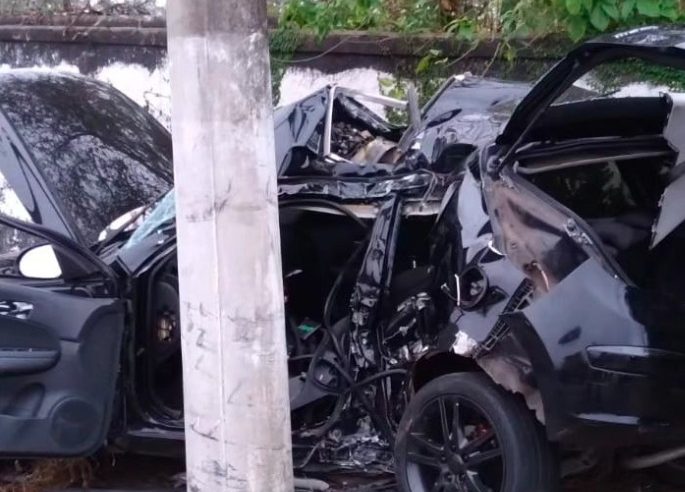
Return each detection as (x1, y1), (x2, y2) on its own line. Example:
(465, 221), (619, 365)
(1, 454), (684, 491)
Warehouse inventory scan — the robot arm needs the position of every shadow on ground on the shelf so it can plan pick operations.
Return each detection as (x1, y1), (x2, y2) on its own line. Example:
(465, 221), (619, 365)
(1, 455), (685, 491)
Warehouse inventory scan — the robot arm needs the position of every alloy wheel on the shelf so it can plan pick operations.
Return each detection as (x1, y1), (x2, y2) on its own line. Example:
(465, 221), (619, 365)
(404, 395), (504, 492)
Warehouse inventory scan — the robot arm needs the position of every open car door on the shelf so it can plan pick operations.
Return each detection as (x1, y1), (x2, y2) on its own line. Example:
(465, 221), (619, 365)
(0, 213), (124, 456)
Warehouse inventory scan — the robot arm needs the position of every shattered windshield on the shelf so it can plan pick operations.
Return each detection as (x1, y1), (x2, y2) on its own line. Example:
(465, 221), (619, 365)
(124, 190), (175, 249)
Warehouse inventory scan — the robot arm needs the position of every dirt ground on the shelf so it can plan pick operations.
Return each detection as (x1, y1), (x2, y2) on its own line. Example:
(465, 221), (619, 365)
(1, 454), (684, 491)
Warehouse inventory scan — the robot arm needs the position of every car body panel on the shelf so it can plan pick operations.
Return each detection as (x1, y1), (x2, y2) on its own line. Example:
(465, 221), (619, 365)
(417, 76), (529, 167)
(5, 27), (685, 461)
(0, 71), (172, 246)
(435, 27), (685, 446)
(498, 26), (685, 148)
(0, 213), (124, 457)
(449, 156), (685, 442)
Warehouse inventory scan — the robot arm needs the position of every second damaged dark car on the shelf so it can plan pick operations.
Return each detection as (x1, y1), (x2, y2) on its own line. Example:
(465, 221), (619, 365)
(5, 25), (685, 492)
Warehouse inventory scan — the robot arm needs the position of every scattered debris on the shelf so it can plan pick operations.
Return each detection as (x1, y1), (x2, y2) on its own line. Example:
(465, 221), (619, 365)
(0, 459), (93, 492)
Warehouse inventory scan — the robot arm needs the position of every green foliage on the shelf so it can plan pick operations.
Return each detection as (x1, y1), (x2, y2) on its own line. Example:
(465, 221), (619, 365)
(281, 0), (380, 39)
(275, 0), (685, 101)
(492, 0), (684, 43)
(416, 49), (445, 75)
(387, 0), (443, 32)
(379, 57), (447, 125)
(279, 0), (442, 38)
(269, 27), (305, 105)
(551, 0), (679, 42)
(378, 77), (411, 125)
(445, 17), (477, 41)
(279, 0), (684, 43)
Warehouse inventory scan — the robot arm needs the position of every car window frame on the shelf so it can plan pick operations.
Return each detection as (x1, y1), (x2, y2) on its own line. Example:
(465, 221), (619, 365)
(0, 210), (118, 286)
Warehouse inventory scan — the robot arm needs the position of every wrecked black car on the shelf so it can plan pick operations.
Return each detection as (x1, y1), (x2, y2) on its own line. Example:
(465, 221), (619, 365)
(6, 25), (685, 492)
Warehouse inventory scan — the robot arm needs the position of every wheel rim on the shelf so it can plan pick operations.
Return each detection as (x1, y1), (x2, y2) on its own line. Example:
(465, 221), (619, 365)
(403, 395), (504, 492)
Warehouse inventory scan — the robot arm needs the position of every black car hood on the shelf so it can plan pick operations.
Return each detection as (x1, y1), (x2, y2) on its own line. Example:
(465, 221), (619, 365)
(0, 71), (173, 245)
(498, 26), (685, 146)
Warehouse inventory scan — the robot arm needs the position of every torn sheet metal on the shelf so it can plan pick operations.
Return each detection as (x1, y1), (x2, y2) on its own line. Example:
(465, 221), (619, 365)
(457, 166), (492, 263)
(651, 171), (685, 247)
(277, 172), (442, 202)
(486, 172), (592, 291)
(274, 89), (328, 175)
(274, 86), (405, 177)
(412, 76), (530, 169)
(350, 195), (403, 328)
(653, 94), (685, 247)
(476, 333), (545, 423)
(275, 77), (527, 180)
(446, 258), (528, 348)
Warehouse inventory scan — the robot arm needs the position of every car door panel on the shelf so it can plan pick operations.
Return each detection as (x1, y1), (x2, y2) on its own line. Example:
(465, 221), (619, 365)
(0, 284), (124, 456)
(499, 260), (658, 440)
(0, 214), (125, 457)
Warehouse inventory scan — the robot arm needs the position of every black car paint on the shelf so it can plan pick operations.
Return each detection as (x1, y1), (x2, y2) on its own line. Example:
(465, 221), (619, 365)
(497, 26), (685, 154)
(349, 195), (402, 329)
(0, 71), (172, 245)
(0, 212), (124, 456)
(115, 76), (536, 457)
(0, 27), (684, 462)
(418, 76), (529, 168)
(0, 72), (170, 457)
(444, 26), (685, 446)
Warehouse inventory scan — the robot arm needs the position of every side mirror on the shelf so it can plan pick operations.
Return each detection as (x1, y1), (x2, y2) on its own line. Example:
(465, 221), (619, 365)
(17, 244), (62, 279)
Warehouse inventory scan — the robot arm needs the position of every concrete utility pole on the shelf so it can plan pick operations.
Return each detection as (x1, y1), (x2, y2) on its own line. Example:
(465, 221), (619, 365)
(167, 1), (294, 491)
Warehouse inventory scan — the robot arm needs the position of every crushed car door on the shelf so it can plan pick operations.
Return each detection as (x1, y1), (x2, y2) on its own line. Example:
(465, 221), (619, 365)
(0, 213), (124, 457)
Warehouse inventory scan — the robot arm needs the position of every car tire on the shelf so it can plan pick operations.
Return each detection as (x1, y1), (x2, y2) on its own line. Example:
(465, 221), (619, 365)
(395, 372), (558, 492)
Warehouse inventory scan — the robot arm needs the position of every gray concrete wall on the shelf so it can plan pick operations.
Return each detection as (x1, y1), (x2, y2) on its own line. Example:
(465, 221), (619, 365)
(0, 11), (557, 127)
(0, 39), (399, 128)
(0, 0), (165, 15)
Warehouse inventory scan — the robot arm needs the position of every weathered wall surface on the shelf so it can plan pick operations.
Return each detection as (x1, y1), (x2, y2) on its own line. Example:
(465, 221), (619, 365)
(0, 39), (396, 129)
(0, 39), (171, 124)
(0, 0), (165, 14)
(0, 11), (555, 128)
